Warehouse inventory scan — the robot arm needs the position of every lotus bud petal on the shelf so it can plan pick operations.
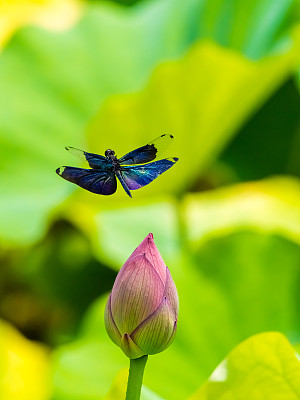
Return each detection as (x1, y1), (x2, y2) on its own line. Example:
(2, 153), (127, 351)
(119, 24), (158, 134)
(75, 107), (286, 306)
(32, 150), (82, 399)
(104, 233), (178, 359)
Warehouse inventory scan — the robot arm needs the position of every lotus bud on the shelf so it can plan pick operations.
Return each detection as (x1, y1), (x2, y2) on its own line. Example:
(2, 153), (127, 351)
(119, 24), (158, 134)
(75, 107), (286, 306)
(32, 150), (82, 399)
(104, 233), (178, 359)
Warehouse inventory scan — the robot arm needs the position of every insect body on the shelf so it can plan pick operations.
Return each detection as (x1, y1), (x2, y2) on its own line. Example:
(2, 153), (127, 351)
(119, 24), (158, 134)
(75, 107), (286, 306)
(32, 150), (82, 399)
(56, 134), (178, 198)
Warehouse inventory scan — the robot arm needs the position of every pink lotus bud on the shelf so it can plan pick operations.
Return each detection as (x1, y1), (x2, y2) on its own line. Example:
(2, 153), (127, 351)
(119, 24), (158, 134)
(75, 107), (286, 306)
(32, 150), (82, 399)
(104, 233), (178, 359)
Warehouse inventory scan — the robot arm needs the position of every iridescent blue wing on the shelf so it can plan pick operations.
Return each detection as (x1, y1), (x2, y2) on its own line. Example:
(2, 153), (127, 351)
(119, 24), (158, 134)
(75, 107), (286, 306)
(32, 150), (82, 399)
(65, 146), (109, 169)
(118, 134), (174, 165)
(119, 158), (178, 190)
(56, 166), (117, 195)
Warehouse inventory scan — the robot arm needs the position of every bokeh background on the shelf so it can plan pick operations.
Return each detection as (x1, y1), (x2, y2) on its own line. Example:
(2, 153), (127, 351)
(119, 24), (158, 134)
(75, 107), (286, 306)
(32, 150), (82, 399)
(1, 0), (300, 399)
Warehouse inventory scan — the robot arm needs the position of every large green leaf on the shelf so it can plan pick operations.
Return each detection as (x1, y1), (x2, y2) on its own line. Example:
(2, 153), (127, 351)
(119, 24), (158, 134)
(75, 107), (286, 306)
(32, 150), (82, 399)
(183, 176), (300, 247)
(190, 332), (300, 400)
(52, 339), (126, 400)
(197, 0), (298, 59)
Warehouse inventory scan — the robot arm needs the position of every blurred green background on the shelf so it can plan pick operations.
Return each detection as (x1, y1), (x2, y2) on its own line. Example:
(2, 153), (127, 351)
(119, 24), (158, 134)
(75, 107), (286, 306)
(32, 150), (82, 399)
(1, 0), (300, 399)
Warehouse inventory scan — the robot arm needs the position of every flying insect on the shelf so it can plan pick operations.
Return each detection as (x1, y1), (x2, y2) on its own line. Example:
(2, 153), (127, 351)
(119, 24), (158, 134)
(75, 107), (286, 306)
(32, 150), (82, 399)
(56, 134), (178, 198)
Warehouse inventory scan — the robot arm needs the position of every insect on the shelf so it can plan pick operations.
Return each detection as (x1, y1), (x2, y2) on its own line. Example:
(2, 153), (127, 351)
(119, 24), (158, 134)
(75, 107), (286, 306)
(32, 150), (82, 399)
(56, 134), (178, 198)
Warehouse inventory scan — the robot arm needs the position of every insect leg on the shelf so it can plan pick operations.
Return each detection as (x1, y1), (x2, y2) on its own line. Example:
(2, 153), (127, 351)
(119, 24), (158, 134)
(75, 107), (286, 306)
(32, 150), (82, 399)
(115, 170), (132, 198)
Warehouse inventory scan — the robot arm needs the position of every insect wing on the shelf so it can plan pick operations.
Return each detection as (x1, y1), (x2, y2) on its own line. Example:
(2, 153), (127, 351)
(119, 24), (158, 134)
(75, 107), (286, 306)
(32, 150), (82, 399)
(56, 166), (117, 195)
(119, 158), (178, 189)
(119, 134), (174, 165)
(65, 146), (109, 169)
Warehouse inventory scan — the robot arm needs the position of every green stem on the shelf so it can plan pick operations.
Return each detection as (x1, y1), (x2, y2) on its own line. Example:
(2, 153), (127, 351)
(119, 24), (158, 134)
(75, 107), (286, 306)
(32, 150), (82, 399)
(125, 355), (148, 400)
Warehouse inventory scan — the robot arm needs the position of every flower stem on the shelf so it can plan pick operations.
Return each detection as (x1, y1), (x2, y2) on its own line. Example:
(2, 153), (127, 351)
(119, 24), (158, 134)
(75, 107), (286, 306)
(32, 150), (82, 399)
(125, 355), (148, 400)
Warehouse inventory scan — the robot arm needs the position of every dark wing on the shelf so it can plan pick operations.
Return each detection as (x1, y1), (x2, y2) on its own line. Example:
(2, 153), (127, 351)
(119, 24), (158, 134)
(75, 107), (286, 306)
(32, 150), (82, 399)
(56, 166), (117, 195)
(119, 158), (178, 190)
(118, 134), (174, 165)
(65, 146), (109, 169)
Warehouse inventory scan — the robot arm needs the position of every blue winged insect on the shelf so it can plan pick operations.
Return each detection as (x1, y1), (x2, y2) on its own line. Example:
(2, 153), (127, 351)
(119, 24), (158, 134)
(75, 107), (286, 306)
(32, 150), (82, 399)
(56, 134), (178, 198)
